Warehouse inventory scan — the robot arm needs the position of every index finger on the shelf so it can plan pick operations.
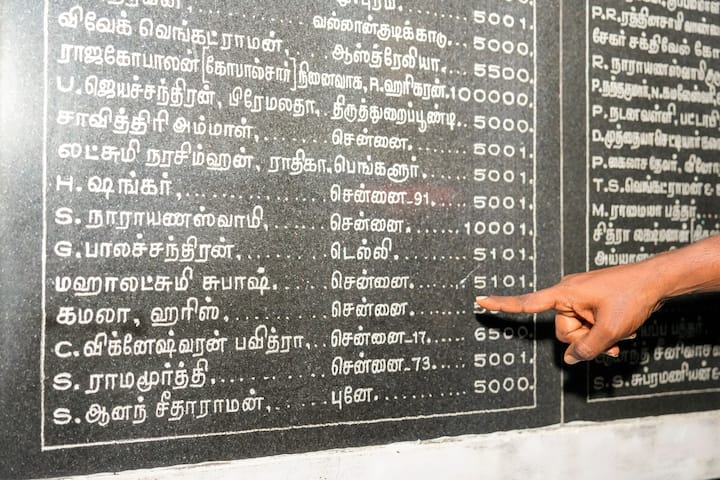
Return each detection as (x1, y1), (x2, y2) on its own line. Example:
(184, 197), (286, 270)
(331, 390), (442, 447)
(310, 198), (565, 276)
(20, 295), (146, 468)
(476, 287), (558, 314)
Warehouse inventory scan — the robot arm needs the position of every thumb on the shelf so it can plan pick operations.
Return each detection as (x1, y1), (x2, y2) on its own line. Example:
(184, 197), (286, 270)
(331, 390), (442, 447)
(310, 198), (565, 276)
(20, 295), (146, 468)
(564, 322), (616, 365)
(476, 287), (558, 314)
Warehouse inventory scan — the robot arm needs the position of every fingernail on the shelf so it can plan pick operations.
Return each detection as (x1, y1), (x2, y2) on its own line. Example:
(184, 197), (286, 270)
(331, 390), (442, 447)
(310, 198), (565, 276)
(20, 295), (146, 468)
(603, 349), (619, 358)
(476, 296), (488, 303)
(620, 333), (637, 341)
(563, 353), (580, 365)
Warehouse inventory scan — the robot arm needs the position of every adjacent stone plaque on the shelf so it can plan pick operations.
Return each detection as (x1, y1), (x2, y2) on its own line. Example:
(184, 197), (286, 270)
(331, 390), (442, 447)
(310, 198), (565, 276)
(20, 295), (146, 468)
(562, 0), (720, 421)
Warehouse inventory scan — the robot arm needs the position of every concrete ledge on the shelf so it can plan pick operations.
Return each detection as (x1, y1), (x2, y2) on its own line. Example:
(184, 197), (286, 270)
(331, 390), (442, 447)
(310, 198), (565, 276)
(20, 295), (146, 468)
(59, 410), (720, 480)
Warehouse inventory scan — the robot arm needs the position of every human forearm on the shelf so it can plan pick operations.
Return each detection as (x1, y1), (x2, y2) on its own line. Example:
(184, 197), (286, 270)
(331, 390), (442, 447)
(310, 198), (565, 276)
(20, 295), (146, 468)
(644, 235), (720, 300)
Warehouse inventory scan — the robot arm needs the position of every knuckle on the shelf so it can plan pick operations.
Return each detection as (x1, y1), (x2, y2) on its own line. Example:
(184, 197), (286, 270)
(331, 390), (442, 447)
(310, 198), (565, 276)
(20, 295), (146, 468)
(518, 295), (533, 312)
(552, 286), (574, 306)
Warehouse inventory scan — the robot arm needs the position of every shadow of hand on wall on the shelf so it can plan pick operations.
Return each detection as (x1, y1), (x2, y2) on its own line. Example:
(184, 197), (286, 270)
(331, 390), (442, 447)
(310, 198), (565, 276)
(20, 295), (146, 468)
(471, 309), (555, 372)
(562, 293), (720, 401)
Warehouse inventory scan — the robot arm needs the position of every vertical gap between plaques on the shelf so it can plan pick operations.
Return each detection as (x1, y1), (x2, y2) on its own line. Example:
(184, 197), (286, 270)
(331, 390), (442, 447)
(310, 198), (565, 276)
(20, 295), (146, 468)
(41, 0), (49, 451)
(558, 0), (565, 425)
(584, 0), (590, 275)
(533, 0), (539, 411)
(584, 0), (592, 405)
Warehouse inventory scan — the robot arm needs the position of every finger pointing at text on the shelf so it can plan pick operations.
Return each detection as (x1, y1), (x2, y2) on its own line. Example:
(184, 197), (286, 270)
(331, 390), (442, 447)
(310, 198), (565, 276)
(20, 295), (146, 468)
(475, 268), (661, 365)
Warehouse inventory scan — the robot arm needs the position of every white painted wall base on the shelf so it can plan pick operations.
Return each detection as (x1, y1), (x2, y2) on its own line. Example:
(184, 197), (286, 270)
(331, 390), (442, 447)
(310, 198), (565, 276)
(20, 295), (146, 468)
(58, 410), (720, 480)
